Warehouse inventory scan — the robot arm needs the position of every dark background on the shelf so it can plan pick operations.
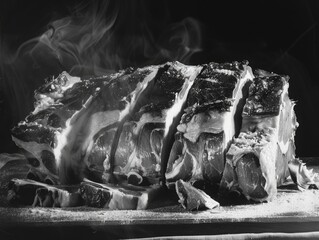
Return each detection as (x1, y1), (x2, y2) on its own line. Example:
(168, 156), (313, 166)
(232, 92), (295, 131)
(0, 0), (318, 157)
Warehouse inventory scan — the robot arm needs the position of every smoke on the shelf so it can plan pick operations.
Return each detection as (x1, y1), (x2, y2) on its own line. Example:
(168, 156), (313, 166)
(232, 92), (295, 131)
(0, 0), (203, 152)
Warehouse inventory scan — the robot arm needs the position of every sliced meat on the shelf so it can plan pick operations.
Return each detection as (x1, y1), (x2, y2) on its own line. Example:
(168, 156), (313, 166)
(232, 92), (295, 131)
(166, 61), (253, 184)
(80, 179), (163, 210)
(55, 66), (160, 184)
(113, 62), (202, 184)
(220, 70), (299, 202)
(11, 71), (119, 182)
(175, 179), (219, 210)
(7, 178), (82, 207)
(288, 158), (318, 190)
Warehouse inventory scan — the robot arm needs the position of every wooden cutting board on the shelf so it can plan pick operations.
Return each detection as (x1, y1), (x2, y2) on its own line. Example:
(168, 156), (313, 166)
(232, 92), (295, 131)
(0, 158), (319, 239)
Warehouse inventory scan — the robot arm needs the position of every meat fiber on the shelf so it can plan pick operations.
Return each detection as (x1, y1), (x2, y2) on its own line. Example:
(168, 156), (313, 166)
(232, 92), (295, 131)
(165, 61), (253, 185)
(220, 70), (299, 202)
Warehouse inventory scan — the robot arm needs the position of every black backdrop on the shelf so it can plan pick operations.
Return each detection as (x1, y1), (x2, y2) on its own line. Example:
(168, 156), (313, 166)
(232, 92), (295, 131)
(0, 0), (319, 157)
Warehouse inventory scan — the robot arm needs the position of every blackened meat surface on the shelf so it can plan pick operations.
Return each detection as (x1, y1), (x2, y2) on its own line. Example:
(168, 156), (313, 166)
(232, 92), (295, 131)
(182, 61), (248, 123)
(243, 70), (284, 116)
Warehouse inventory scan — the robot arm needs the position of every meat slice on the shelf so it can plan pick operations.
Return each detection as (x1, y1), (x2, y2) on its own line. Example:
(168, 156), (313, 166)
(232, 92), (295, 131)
(80, 179), (163, 210)
(56, 66), (160, 184)
(288, 158), (317, 190)
(7, 178), (82, 207)
(220, 70), (299, 202)
(112, 62), (202, 184)
(11, 71), (120, 182)
(166, 61), (253, 184)
(175, 179), (219, 210)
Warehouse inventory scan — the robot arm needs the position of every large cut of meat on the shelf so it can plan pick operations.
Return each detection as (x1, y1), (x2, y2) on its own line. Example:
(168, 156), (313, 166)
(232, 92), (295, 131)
(9, 61), (311, 210)
(165, 61), (253, 185)
(220, 70), (298, 202)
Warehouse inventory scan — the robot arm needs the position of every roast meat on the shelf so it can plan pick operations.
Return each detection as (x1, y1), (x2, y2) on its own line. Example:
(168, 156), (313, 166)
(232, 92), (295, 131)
(220, 70), (300, 202)
(8, 61), (312, 209)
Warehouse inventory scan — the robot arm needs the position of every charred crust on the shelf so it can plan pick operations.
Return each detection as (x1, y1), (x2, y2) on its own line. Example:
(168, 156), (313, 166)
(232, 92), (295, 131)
(187, 75), (236, 107)
(11, 124), (55, 147)
(134, 64), (185, 116)
(243, 72), (287, 116)
(181, 61), (247, 124)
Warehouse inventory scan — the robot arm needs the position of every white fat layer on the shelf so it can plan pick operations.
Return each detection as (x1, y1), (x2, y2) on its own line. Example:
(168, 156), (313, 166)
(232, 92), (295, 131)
(32, 95), (56, 115)
(278, 139), (290, 154)
(164, 63), (203, 136)
(278, 84), (297, 155)
(59, 72), (81, 92)
(214, 69), (235, 75)
(120, 66), (159, 122)
(178, 111), (225, 143)
(165, 157), (184, 180)
(132, 112), (165, 136)
(223, 66), (254, 149)
(188, 148), (202, 179)
(53, 95), (94, 168)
